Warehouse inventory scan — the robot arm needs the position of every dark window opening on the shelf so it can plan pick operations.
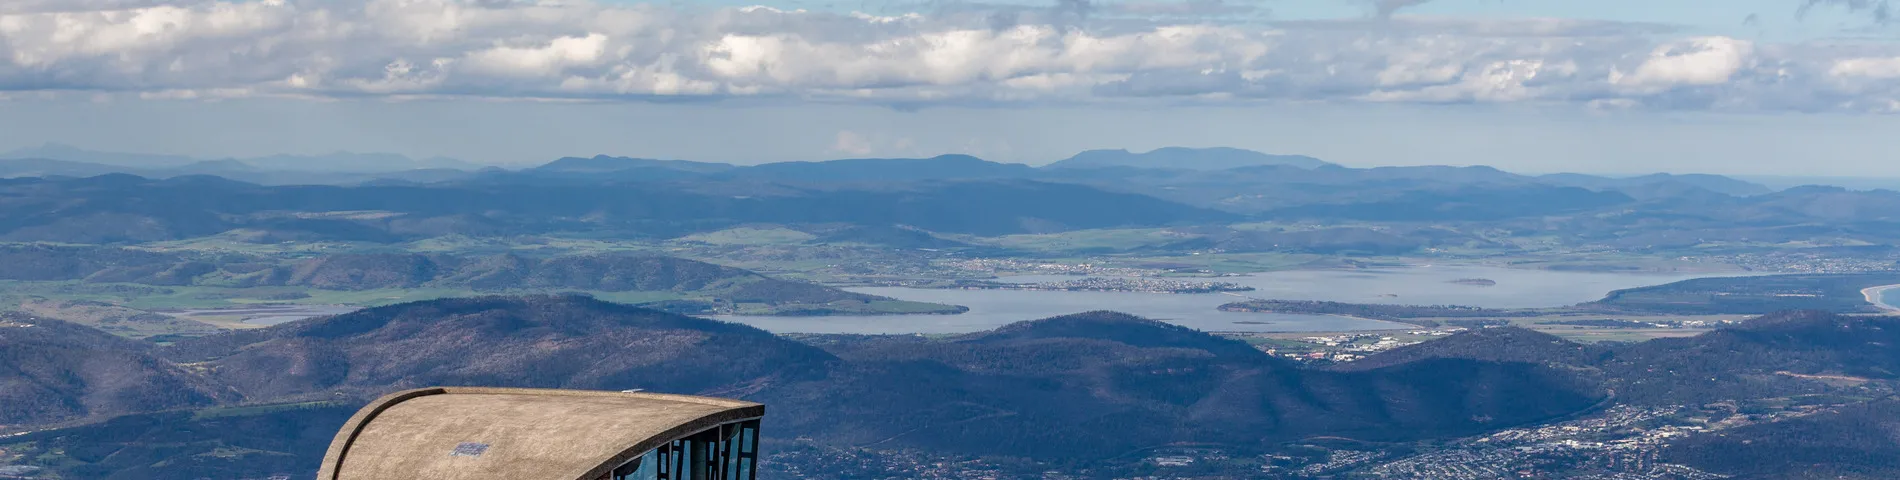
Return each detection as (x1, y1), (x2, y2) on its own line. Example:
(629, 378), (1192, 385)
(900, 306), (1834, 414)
(612, 419), (759, 480)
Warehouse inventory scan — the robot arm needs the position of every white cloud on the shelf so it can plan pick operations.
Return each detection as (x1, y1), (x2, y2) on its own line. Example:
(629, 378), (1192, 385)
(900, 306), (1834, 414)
(461, 33), (609, 77)
(1610, 37), (1755, 91)
(1366, 59), (1567, 103)
(0, 0), (194, 16)
(831, 130), (875, 155)
(1833, 56), (1900, 79)
(0, 0), (1897, 112)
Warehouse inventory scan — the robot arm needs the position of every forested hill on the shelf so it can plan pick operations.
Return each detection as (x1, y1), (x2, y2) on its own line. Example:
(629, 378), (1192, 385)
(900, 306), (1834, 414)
(0, 246), (962, 315)
(1338, 311), (1900, 405)
(10, 301), (1900, 479)
(1588, 273), (1900, 314)
(160, 295), (840, 401)
(0, 314), (235, 426)
(3, 300), (1604, 477)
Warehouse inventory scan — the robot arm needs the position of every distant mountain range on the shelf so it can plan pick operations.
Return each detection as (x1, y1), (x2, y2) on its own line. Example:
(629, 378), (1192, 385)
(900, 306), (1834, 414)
(532, 155), (736, 174)
(0, 143), (479, 173)
(1539, 172), (1775, 197)
(22, 144), (1900, 252)
(467, 152), (1809, 232)
(0, 161), (1895, 250)
(5, 144), (1785, 199)
(0, 156), (480, 186)
(1047, 147), (1335, 170)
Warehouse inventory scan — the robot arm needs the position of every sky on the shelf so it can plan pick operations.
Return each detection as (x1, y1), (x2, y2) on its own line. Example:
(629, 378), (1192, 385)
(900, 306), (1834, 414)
(0, 0), (1897, 175)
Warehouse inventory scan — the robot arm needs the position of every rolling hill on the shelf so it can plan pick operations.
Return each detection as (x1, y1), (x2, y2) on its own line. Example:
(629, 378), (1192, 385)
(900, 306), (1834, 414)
(0, 247), (958, 316)
(1663, 397), (1900, 479)
(9, 295), (1900, 478)
(1259, 185), (1634, 221)
(0, 402), (356, 480)
(765, 311), (1603, 459)
(1588, 273), (1900, 315)
(0, 314), (233, 427)
(3, 299), (1608, 477)
(1601, 310), (1900, 405)
(1341, 311), (1900, 405)
(1538, 172), (1774, 197)
(161, 295), (839, 401)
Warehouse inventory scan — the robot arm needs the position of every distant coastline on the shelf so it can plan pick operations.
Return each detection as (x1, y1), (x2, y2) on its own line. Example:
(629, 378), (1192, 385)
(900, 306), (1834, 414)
(1862, 285), (1900, 313)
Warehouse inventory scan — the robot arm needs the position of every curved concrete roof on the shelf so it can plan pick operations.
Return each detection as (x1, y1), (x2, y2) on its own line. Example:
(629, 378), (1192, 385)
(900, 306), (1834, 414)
(317, 387), (764, 480)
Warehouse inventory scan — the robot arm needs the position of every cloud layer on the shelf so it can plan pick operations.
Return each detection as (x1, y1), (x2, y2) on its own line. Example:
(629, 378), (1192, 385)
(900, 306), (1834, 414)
(1, 0), (1898, 112)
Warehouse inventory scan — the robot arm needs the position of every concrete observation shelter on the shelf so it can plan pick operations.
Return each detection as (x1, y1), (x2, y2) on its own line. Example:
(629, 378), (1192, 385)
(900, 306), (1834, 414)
(317, 387), (764, 480)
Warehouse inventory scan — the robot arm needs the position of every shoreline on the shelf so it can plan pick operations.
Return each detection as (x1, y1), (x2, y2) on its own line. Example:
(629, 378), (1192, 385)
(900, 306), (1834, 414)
(1863, 285), (1900, 313)
(1317, 313), (1420, 331)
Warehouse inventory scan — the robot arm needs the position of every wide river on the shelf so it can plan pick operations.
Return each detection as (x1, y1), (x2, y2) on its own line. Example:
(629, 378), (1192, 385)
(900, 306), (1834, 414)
(712, 265), (1726, 334)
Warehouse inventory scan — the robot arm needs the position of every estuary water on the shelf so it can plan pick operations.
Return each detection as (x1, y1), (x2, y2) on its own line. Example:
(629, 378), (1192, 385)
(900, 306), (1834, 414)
(711, 265), (1725, 334)
(1876, 286), (1900, 312)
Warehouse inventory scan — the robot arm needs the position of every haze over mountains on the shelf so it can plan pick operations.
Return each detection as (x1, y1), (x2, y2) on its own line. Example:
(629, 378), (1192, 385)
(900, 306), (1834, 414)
(0, 144), (479, 173)
(0, 143), (1820, 196)
(8, 143), (1900, 256)
(0, 144), (1818, 208)
(9, 144), (1867, 230)
(0, 145), (485, 186)
(1046, 147), (1335, 170)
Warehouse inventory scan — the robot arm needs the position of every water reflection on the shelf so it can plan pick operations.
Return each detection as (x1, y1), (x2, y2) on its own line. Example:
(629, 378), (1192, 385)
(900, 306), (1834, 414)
(711, 265), (1726, 334)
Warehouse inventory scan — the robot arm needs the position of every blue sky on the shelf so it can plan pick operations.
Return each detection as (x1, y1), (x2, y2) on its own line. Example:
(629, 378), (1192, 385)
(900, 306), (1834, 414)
(0, 0), (1896, 174)
(1382, 0), (1887, 41)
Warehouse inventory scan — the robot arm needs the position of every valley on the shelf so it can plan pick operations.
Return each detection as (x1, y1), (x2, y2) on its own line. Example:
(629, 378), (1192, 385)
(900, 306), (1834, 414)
(7, 0), (1900, 470)
(3, 146), (1900, 479)
(5, 298), (1899, 480)
(0, 230), (1767, 340)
